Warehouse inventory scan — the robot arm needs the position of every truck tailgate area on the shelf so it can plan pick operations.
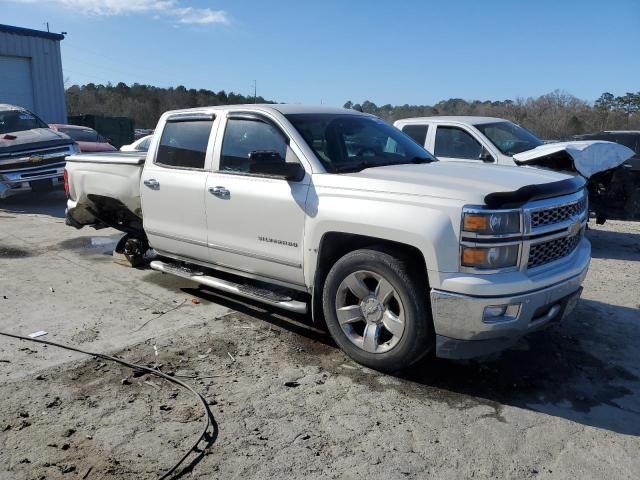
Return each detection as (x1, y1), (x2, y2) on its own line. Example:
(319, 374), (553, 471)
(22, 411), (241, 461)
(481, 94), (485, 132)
(65, 152), (146, 226)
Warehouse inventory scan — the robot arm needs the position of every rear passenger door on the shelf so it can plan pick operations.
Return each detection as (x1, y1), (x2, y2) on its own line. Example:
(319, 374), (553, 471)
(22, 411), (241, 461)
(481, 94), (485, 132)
(141, 113), (217, 260)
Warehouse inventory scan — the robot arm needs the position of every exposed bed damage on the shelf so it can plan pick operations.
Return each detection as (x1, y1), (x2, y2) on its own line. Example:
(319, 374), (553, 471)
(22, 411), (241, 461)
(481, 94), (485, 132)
(513, 141), (638, 223)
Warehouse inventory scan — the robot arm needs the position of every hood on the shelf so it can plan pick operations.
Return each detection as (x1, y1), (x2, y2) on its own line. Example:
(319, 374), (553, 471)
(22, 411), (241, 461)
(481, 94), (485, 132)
(76, 141), (117, 152)
(513, 141), (634, 178)
(331, 161), (573, 206)
(0, 128), (74, 154)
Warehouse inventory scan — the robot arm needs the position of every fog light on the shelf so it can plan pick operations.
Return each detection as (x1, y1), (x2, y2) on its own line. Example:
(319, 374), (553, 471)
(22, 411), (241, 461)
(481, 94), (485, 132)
(483, 303), (521, 323)
(484, 305), (507, 318)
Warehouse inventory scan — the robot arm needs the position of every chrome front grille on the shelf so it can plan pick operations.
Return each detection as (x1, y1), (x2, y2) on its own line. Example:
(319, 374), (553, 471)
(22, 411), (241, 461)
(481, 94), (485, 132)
(0, 144), (75, 171)
(528, 230), (583, 268)
(530, 197), (587, 228)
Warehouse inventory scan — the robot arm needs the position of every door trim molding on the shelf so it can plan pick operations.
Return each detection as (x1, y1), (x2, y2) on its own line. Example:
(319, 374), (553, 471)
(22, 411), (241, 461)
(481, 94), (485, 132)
(147, 229), (302, 269)
(207, 241), (302, 269)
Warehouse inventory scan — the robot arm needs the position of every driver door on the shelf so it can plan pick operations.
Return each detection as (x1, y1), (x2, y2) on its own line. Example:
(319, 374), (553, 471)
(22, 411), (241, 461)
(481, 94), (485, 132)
(204, 113), (310, 287)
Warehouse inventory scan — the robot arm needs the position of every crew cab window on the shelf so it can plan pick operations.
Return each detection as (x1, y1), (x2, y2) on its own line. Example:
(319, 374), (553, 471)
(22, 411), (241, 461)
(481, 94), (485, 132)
(220, 118), (287, 173)
(434, 126), (482, 160)
(156, 119), (213, 169)
(401, 124), (428, 146)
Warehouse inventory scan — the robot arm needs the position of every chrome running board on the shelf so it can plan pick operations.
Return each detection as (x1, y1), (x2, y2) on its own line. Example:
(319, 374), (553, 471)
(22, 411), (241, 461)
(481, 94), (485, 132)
(150, 260), (308, 314)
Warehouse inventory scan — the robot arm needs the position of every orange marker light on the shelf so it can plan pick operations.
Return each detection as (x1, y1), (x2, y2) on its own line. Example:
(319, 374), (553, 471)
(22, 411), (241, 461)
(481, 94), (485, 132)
(462, 247), (487, 266)
(463, 214), (489, 232)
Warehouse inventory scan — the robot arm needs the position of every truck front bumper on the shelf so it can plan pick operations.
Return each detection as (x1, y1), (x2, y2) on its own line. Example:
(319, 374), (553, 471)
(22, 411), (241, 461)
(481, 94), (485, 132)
(0, 164), (65, 199)
(430, 240), (590, 359)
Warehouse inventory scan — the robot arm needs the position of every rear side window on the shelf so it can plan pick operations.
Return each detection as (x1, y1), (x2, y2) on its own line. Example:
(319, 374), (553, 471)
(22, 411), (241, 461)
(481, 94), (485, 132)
(434, 126), (482, 160)
(220, 118), (287, 173)
(401, 124), (428, 146)
(156, 120), (213, 169)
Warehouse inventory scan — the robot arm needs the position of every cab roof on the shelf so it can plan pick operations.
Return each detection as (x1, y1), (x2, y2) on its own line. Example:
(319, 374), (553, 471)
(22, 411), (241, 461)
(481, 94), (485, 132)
(163, 104), (367, 117)
(398, 116), (509, 125)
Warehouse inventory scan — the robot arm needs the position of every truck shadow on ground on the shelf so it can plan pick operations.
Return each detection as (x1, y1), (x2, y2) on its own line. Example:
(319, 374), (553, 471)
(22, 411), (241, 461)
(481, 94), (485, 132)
(180, 284), (640, 436)
(0, 190), (66, 219)
(587, 227), (640, 261)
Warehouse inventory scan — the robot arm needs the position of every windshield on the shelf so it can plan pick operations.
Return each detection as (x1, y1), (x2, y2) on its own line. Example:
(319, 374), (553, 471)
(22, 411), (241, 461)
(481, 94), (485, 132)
(0, 109), (48, 135)
(286, 113), (436, 173)
(474, 121), (543, 156)
(58, 127), (102, 143)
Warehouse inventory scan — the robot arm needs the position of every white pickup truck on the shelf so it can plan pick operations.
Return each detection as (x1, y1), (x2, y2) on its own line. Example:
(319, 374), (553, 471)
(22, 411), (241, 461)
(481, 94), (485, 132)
(393, 116), (635, 223)
(65, 105), (591, 371)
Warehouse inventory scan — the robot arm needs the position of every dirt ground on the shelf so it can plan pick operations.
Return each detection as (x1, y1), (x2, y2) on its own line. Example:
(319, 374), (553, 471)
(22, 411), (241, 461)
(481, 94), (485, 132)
(1, 190), (639, 480)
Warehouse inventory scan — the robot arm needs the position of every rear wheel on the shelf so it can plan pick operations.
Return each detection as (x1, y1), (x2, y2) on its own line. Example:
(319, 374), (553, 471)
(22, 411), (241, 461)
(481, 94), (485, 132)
(114, 234), (149, 268)
(322, 248), (433, 372)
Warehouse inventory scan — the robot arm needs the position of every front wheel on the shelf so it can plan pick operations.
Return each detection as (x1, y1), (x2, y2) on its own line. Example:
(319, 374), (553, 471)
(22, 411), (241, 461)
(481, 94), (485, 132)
(322, 248), (433, 372)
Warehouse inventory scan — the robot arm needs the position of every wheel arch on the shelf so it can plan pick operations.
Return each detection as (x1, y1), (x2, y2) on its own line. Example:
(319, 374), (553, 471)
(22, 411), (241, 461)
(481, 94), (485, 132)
(310, 231), (429, 325)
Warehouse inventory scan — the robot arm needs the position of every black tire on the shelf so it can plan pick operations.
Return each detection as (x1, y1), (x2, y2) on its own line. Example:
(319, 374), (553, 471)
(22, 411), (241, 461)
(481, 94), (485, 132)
(322, 247), (433, 372)
(114, 234), (148, 268)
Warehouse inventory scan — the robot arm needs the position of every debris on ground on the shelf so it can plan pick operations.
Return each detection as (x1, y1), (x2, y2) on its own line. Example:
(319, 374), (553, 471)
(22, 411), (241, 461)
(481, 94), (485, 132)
(28, 331), (47, 339)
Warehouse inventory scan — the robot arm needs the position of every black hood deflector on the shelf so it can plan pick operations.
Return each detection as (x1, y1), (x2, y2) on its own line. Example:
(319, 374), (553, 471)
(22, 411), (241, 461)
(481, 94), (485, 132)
(484, 175), (586, 209)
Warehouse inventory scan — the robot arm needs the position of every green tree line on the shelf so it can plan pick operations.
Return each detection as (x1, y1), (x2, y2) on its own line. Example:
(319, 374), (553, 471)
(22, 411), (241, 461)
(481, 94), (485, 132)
(65, 82), (273, 129)
(66, 83), (639, 139)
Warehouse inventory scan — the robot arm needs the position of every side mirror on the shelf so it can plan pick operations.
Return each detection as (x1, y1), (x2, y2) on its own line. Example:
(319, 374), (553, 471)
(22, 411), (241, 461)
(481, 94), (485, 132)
(248, 151), (305, 181)
(479, 146), (494, 162)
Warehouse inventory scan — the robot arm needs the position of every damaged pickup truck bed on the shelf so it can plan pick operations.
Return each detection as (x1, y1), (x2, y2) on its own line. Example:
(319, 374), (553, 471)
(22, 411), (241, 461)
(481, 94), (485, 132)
(65, 105), (591, 372)
(0, 104), (79, 199)
(394, 116), (637, 223)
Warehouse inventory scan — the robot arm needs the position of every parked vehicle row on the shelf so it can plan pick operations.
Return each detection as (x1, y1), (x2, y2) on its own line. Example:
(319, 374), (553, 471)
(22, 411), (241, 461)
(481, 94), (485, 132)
(64, 105), (591, 371)
(0, 104), (127, 198)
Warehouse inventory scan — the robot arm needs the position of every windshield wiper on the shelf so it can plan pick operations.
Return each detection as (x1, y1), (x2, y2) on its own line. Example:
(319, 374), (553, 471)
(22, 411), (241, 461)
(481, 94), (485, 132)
(333, 157), (433, 174)
(407, 156), (433, 164)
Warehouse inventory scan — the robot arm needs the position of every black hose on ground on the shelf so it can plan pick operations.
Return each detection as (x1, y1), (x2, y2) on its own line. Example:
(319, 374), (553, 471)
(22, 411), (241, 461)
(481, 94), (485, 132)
(0, 331), (217, 479)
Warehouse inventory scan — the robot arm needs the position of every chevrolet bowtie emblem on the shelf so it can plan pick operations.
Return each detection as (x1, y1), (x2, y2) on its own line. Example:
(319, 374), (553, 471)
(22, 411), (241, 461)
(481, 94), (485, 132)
(29, 155), (44, 163)
(568, 220), (582, 236)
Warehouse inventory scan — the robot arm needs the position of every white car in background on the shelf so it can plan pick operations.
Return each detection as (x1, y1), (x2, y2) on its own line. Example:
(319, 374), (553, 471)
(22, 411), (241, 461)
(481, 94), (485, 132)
(393, 116), (635, 223)
(120, 135), (153, 152)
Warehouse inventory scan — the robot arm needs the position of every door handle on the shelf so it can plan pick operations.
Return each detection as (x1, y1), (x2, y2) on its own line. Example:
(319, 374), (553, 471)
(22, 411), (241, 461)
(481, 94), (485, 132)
(143, 179), (160, 189)
(209, 186), (230, 198)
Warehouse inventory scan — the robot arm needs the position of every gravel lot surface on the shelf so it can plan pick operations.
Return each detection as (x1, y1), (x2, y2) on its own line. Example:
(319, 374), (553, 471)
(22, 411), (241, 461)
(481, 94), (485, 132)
(1, 191), (639, 479)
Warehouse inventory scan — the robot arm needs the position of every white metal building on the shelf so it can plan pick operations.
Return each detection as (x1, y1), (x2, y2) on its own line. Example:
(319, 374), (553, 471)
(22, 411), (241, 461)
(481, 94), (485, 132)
(0, 24), (67, 123)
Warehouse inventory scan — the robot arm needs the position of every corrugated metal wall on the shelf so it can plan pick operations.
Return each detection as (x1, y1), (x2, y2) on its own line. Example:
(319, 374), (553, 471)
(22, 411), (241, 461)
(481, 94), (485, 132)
(0, 31), (66, 123)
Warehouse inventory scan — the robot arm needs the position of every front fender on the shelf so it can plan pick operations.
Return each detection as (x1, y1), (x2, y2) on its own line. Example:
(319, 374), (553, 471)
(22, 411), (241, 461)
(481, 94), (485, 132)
(303, 186), (463, 288)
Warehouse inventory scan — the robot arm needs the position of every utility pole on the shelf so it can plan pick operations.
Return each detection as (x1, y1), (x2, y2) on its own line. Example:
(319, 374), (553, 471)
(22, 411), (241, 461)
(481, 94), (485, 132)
(253, 80), (257, 103)
(45, 22), (50, 32)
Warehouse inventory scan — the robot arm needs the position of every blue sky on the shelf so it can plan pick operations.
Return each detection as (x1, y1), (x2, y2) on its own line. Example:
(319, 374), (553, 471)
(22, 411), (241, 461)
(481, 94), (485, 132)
(2, 0), (639, 106)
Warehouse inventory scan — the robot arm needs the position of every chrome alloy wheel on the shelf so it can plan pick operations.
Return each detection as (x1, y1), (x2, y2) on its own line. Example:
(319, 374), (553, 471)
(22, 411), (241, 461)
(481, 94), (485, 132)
(335, 270), (406, 354)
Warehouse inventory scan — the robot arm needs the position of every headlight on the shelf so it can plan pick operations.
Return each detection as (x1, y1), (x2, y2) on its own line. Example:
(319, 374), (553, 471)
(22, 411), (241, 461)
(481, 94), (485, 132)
(461, 245), (519, 270)
(462, 210), (520, 235)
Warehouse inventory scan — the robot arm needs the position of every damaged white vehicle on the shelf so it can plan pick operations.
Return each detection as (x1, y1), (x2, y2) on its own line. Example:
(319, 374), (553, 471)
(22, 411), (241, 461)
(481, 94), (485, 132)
(394, 116), (636, 223)
(65, 105), (592, 372)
